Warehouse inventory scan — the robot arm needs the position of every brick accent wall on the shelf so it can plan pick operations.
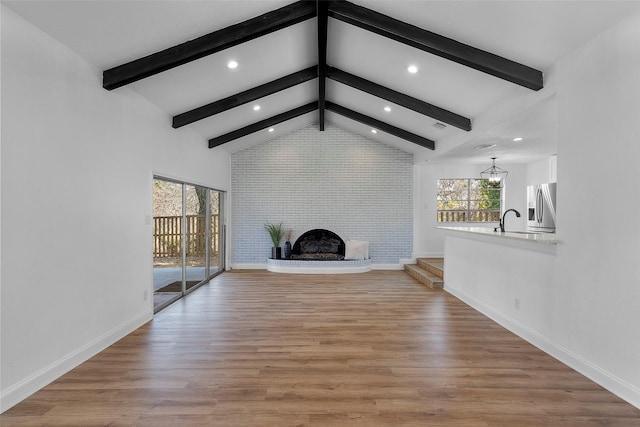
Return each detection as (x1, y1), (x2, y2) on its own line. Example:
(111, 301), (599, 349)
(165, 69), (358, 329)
(231, 124), (413, 265)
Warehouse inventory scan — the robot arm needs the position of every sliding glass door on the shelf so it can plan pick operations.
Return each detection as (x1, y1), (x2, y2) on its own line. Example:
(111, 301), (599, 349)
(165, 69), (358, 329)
(184, 184), (207, 292)
(152, 179), (184, 310)
(210, 189), (224, 274)
(153, 177), (225, 312)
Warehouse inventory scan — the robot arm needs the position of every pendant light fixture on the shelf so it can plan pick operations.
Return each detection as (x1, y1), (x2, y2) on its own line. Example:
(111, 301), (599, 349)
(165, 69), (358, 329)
(480, 157), (508, 187)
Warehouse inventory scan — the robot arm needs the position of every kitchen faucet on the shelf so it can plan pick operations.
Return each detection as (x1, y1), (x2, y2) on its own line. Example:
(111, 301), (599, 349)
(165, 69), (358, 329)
(498, 209), (521, 232)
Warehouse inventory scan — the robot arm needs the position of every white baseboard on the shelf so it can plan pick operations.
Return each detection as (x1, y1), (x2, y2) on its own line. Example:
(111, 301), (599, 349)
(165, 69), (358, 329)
(445, 285), (640, 410)
(232, 263), (405, 271)
(229, 263), (267, 270)
(372, 264), (403, 270)
(0, 309), (152, 413)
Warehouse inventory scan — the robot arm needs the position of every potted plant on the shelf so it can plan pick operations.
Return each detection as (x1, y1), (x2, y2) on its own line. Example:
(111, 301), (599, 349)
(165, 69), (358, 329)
(264, 222), (283, 259)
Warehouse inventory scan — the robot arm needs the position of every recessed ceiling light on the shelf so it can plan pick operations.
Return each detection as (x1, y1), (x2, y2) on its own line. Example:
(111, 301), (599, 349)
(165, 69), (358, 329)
(513, 137), (523, 142)
(371, 129), (378, 134)
(384, 106), (392, 112)
(407, 65), (418, 74)
(253, 105), (261, 111)
(227, 60), (238, 69)
(268, 128), (274, 133)
(433, 122), (447, 129)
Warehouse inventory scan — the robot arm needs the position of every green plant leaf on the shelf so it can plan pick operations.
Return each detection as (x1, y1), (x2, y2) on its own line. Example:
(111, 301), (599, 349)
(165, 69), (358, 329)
(264, 222), (283, 247)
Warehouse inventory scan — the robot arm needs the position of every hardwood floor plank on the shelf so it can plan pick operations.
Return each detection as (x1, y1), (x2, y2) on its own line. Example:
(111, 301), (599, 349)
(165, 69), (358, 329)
(2, 270), (639, 426)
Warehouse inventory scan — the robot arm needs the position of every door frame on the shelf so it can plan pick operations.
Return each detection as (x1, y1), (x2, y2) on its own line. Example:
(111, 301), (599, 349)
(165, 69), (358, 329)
(153, 176), (226, 310)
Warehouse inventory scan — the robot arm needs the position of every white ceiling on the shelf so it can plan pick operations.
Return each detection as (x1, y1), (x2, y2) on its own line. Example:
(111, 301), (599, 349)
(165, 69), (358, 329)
(4, 0), (640, 162)
(434, 94), (558, 165)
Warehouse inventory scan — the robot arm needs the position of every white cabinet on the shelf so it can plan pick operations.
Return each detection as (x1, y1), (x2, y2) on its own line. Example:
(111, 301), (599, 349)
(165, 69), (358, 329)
(549, 155), (557, 183)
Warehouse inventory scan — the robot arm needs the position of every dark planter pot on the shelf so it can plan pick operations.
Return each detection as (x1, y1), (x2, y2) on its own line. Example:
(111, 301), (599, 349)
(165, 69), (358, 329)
(284, 241), (292, 259)
(271, 247), (282, 259)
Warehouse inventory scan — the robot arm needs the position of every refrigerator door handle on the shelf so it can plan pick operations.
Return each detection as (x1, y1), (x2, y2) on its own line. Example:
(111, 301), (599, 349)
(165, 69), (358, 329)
(536, 188), (543, 223)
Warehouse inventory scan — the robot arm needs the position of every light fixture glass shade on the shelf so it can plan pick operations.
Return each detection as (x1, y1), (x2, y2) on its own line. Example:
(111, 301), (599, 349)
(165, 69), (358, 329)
(480, 157), (508, 187)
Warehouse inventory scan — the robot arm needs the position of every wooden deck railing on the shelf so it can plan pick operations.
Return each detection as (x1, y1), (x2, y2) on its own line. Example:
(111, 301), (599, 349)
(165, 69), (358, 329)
(153, 214), (220, 258)
(437, 210), (500, 223)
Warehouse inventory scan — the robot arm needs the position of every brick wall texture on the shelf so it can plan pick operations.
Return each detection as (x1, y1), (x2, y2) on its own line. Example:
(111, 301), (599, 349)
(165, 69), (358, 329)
(231, 124), (413, 265)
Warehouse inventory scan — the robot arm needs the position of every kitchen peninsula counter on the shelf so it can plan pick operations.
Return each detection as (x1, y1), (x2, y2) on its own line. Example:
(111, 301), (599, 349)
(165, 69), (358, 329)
(437, 226), (559, 245)
(438, 225), (559, 384)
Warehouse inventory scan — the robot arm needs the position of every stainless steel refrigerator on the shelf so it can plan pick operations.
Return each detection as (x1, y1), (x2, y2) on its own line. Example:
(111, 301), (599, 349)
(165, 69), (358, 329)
(527, 183), (557, 233)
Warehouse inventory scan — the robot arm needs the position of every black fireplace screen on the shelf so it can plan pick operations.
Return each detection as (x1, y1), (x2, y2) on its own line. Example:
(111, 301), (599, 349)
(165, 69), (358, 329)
(290, 229), (345, 260)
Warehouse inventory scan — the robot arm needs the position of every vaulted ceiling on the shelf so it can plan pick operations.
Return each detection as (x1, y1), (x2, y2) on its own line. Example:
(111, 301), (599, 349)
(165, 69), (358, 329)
(6, 0), (640, 162)
(102, 0), (544, 152)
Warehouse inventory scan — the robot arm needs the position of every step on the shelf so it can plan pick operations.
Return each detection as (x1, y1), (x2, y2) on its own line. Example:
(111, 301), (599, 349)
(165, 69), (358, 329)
(417, 257), (444, 279)
(404, 263), (444, 290)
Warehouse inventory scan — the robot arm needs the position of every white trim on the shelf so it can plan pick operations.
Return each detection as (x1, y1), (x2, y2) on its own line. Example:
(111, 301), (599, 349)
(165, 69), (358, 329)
(445, 285), (640, 409)
(0, 310), (152, 413)
(232, 262), (405, 272)
(266, 258), (373, 274)
(372, 263), (403, 270)
(268, 265), (372, 274)
(229, 263), (267, 270)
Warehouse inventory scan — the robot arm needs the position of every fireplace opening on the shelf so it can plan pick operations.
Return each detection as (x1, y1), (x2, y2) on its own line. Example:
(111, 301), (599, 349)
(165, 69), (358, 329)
(290, 229), (345, 261)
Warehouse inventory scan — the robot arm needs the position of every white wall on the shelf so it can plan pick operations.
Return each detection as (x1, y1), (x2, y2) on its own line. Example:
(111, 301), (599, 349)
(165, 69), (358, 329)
(413, 161), (526, 258)
(552, 11), (640, 406)
(231, 124), (413, 267)
(0, 7), (230, 412)
(440, 12), (640, 408)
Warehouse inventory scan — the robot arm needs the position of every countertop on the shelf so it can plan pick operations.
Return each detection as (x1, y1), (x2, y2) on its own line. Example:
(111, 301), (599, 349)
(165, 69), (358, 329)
(437, 226), (559, 245)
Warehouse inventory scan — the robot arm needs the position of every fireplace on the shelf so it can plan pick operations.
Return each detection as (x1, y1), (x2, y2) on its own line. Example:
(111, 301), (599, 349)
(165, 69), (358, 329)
(268, 229), (371, 273)
(290, 229), (345, 261)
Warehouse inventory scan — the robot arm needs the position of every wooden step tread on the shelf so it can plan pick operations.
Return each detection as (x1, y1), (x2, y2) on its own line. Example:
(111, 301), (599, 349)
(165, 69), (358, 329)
(416, 257), (444, 279)
(404, 263), (444, 290)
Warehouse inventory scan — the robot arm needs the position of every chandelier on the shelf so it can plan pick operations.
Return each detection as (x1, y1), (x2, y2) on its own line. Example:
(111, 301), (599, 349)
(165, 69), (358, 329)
(480, 157), (508, 187)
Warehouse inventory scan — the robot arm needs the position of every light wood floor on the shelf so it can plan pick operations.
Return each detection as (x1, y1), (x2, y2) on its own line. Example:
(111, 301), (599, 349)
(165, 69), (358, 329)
(3, 270), (639, 426)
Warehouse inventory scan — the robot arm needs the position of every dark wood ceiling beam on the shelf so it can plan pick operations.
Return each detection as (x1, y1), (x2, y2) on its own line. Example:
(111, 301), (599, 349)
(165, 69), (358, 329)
(326, 101), (435, 150)
(208, 102), (318, 148)
(327, 0), (543, 91)
(103, 1), (317, 90)
(317, 0), (329, 131)
(327, 66), (471, 131)
(173, 67), (318, 128)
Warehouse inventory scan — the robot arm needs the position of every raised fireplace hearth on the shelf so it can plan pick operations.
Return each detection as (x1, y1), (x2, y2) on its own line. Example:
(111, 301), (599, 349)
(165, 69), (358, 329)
(267, 257), (372, 274)
(267, 228), (372, 273)
(290, 229), (345, 261)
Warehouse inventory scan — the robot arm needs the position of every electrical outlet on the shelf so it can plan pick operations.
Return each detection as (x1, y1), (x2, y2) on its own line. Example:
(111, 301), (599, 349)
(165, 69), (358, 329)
(143, 290), (148, 301)
(514, 298), (520, 310)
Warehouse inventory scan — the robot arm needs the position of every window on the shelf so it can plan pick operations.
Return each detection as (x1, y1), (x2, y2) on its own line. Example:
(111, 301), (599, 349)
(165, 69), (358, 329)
(437, 179), (501, 222)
